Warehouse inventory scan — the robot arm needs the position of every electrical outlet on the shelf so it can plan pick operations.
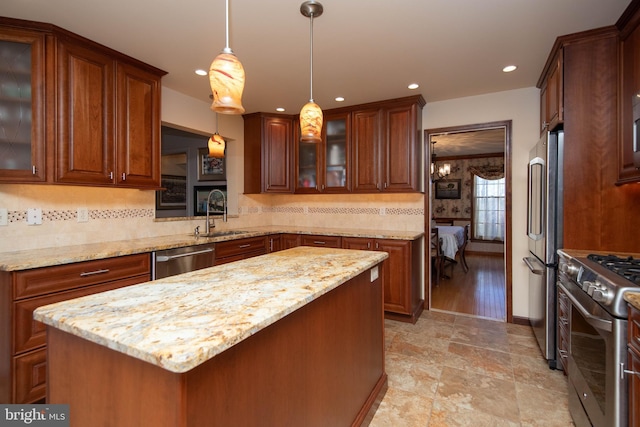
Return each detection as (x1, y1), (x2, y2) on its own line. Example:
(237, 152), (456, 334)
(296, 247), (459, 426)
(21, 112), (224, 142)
(27, 208), (42, 225)
(370, 266), (379, 282)
(0, 208), (7, 226)
(77, 208), (89, 223)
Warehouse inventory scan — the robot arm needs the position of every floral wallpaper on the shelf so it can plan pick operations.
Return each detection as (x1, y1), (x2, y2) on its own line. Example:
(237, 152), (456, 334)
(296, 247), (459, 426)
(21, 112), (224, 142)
(431, 155), (504, 219)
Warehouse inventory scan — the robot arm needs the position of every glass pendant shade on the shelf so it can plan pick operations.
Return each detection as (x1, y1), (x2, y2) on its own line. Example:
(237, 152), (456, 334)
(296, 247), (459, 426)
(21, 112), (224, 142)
(300, 101), (323, 143)
(209, 52), (245, 114)
(208, 133), (226, 158)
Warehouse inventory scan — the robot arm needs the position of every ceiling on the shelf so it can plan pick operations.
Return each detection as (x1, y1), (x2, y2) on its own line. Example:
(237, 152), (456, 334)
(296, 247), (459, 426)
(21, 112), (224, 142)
(2, 0), (631, 120)
(429, 128), (506, 157)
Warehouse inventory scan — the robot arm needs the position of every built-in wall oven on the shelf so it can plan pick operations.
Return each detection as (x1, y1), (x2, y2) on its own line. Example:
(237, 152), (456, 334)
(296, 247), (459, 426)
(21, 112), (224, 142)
(557, 249), (640, 427)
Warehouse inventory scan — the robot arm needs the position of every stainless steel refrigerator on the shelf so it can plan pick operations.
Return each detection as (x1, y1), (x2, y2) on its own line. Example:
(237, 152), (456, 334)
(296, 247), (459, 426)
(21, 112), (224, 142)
(524, 129), (563, 369)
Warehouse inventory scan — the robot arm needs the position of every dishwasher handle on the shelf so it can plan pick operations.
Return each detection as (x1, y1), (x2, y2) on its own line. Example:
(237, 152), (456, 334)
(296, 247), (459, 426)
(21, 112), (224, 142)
(155, 248), (214, 262)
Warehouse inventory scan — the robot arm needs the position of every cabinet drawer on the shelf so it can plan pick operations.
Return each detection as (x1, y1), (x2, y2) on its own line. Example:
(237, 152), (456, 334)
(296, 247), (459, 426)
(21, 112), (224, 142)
(14, 274), (149, 354)
(300, 235), (342, 248)
(14, 348), (46, 404)
(630, 306), (640, 354)
(215, 236), (268, 260)
(14, 253), (150, 299)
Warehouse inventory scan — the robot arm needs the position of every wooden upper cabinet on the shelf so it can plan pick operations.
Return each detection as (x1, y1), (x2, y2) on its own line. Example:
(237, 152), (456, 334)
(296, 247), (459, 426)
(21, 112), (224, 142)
(55, 38), (115, 185)
(246, 95), (424, 194)
(0, 23), (48, 183)
(618, 4), (640, 184)
(538, 49), (563, 134)
(352, 96), (424, 193)
(115, 62), (162, 188)
(383, 100), (422, 192)
(243, 113), (294, 194)
(352, 108), (382, 192)
(0, 17), (165, 188)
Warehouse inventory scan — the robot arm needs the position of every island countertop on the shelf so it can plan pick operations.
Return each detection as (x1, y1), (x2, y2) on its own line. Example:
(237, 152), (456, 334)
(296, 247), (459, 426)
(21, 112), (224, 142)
(34, 246), (388, 373)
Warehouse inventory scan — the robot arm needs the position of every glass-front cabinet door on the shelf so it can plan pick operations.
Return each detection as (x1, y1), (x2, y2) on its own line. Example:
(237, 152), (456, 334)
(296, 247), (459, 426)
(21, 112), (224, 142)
(323, 112), (350, 193)
(296, 140), (320, 192)
(0, 26), (46, 182)
(295, 111), (350, 193)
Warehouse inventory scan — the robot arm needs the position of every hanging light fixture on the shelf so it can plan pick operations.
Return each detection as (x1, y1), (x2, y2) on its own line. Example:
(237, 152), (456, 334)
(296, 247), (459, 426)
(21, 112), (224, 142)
(431, 141), (451, 182)
(208, 113), (226, 158)
(209, 0), (245, 114)
(299, 1), (323, 143)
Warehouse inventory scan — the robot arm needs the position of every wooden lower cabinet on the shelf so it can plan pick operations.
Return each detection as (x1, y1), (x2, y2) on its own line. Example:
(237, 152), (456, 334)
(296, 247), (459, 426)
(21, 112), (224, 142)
(343, 236), (423, 323)
(300, 234), (342, 248)
(214, 236), (268, 265)
(0, 253), (151, 403)
(628, 304), (640, 426)
(557, 286), (570, 372)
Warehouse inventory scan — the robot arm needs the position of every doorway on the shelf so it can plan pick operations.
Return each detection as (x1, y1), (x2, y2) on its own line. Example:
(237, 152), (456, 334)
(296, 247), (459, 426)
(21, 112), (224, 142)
(424, 120), (513, 323)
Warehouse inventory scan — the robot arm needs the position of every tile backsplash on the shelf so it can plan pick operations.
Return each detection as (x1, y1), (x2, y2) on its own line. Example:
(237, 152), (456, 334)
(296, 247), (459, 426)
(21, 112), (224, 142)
(0, 185), (425, 252)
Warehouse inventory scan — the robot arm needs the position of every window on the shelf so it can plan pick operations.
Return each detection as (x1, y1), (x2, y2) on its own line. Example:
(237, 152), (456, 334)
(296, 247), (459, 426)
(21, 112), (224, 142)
(472, 175), (505, 241)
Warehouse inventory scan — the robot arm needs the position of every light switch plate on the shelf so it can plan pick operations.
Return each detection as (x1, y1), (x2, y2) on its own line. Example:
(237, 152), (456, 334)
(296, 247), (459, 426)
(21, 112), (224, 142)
(77, 208), (89, 223)
(0, 208), (7, 226)
(27, 208), (42, 225)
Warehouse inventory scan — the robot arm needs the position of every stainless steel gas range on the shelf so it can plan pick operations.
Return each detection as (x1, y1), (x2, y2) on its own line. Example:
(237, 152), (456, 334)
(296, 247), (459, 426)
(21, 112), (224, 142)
(557, 249), (640, 427)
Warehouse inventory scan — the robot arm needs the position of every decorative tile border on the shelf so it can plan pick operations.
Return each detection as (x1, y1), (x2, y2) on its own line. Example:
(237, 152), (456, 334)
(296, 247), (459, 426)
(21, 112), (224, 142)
(3, 209), (155, 224)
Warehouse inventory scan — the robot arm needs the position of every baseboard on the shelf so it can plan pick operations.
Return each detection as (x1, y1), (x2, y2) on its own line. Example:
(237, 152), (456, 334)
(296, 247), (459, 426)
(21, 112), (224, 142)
(512, 316), (530, 326)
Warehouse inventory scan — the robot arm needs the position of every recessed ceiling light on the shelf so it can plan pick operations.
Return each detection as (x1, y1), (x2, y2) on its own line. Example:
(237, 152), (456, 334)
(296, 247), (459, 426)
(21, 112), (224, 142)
(195, 69), (207, 76)
(335, 96), (345, 102)
(408, 83), (419, 90)
(502, 65), (517, 73)
(276, 107), (285, 112)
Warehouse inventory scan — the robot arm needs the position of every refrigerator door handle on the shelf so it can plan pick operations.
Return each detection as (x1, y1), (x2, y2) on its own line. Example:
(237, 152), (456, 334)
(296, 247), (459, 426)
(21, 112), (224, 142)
(523, 257), (544, 275)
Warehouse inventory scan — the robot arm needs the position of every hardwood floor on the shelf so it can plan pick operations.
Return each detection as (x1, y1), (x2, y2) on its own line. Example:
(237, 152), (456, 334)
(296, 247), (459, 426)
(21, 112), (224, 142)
(430, 253), (506, 321)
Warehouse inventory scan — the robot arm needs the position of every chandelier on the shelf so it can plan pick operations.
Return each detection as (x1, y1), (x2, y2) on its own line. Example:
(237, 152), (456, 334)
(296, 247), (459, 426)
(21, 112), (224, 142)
(430, 141), (451, 182)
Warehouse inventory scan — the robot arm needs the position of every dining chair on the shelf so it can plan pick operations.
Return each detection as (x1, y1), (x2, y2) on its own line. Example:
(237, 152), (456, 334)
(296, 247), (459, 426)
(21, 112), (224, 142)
(430, 228), (443, 286)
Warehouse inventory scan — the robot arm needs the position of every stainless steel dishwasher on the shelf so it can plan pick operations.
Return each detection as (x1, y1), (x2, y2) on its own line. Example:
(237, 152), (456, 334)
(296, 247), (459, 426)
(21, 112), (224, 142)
(152, 244), (215, 279)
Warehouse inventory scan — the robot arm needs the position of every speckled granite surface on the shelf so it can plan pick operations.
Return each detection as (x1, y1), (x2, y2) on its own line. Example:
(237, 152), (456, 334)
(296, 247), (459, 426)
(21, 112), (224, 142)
(33, 246), (388, 373)
(625, 292), (640, 311)
(0, 226), (421, 271)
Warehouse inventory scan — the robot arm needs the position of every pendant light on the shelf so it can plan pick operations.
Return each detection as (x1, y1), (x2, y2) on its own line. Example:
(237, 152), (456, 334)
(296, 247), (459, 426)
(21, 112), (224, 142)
(299, 1), (323, 143)
(209, 0), (245, 114)
(208, 113), (226, 158)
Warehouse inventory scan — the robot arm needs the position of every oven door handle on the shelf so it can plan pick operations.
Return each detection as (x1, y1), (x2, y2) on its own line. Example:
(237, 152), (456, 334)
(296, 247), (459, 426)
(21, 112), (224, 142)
(559, 282), (613, 332)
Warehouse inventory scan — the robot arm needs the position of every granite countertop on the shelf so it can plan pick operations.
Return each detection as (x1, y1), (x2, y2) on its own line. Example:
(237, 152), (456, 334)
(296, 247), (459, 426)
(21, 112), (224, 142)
(33, 247), (388, 373)
(0, 225), (423, 271)
(625, 292), (640, 311)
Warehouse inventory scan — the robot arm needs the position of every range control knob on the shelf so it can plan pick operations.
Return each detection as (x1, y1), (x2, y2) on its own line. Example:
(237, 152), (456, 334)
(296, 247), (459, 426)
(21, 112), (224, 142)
(592, 282), (614, 305)
(560, 262), (580, 279)
(583, 280), (597, 295)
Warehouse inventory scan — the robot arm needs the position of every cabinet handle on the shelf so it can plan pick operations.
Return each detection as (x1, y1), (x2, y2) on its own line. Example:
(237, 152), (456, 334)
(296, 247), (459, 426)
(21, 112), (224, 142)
(269, 239), (273, 251)
(109, 171), (114, 180)
(313, 241), (326, 245)
(384, 182), (387, 189)
(367, 242), (371, 249)
(80, 269), (110, 277)
(621, 363), (640, 379)
(238, 244), (251, 248)
(122, 173), (126, 181)
(375, 242), (379, 249)
(32, 165), (37, 175)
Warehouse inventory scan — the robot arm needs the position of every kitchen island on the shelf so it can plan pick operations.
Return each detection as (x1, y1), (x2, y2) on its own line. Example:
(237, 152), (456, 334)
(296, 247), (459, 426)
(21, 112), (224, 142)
(34, 247), (388, 426)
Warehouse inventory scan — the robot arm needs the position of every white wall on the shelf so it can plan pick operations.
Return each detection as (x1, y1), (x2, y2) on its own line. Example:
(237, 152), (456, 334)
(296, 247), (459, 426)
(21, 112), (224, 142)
(424, 87), (540, 318)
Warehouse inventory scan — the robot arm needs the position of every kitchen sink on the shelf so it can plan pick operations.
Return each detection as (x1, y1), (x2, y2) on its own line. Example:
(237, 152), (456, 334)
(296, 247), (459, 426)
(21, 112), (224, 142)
(204, 230), (250, 237)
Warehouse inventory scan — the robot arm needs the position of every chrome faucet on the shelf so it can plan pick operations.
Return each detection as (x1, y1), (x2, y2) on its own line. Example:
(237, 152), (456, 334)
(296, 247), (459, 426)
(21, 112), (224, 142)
(205, 189), (227, 234)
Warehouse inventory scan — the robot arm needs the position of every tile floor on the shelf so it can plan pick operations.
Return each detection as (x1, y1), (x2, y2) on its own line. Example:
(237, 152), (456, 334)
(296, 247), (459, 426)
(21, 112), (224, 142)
(368, 310), (575, 426)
